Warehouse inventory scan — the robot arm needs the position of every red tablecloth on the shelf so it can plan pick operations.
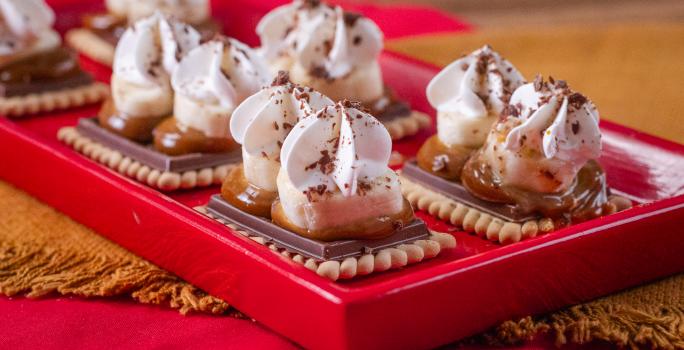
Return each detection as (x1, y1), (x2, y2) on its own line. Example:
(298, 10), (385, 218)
(1, 296), (612, 349)
(0, 296), (295, 349)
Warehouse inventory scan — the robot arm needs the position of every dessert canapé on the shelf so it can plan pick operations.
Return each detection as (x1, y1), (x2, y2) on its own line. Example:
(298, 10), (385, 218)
(153, 35), (272, 156)
(0, 0), (107, 116)
(462, 76), (610, 223)
(221, 72), (334, 218)
(418, 45), (525, 180)
(59, 19), (248, 191)
(98, 13), (201, 143)
(399, 45), (632, 243)
(68, 0), (220, 66)
(202, 98), (455, 280)
(273, 100), (415, 241)
(256, 0), (430, 139)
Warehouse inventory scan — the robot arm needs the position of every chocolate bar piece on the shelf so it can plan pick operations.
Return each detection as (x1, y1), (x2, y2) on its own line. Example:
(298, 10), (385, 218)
(368, 88), (412, 122)
(402, 160), (538, 223)
(375, 100), (412, 122)
(77, 118), (241, 172)
(206, 195), (430, 261)
(0, 71), (93, 98)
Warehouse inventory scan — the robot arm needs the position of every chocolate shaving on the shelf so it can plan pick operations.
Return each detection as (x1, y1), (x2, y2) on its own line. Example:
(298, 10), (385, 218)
(343, 12), (362, 27)
(567, 92), (588, 109)
(571, 120), (581, 135)
(305, 149), (335, 175)
(533, 74), (544, 92)
(304, 184), (328, 202)
(353, 35), (362, 45)
(299, 0), (321, 9)
(475, 55), (488, 75)
(295, 91), (311, 103)
(325, 39), (334, 54)
(500, 103), (520, 119)
(340, 99), (364, 110)
(356, 181), (372, 196)
(272, 71), (291, 86)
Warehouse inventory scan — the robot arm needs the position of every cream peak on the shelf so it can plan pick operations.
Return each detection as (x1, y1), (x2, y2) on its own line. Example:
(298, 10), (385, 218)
(427, 45), (526, 119)
(504, 76), (602, 164)
(280, 101), (392, 197)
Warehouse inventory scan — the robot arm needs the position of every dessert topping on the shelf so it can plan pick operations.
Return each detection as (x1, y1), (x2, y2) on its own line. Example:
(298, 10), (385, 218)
(504, 76), (601, 165)
(257, 0), (383, 79)
(230, 71), (334, 161)
(426, 45), (525, 118)
(172, 36), (271, 109)
(114, 12), (200, 86)
(280, 100), (392, 198)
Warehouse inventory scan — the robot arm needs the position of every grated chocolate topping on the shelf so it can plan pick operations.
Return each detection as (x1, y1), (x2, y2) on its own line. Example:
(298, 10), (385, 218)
(343, 11), (363, 27)
(271, 70), (291, 86)
(567, 92), (588, 109)
(305, 149), (335, 175)
(299, 0), (322, 10)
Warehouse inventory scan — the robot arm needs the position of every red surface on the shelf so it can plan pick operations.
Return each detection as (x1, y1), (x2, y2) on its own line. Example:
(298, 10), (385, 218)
(0, 296), (614, 349)
(0, 296), (296, 350)
(2, 2), (684, 350)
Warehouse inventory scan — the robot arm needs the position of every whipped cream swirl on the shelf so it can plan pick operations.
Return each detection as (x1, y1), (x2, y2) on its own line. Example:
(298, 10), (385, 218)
(0, 0), (59, 59)
(230, 73), (334, 191)
(111, 13), (200, 117)
(172, 36), (272, 138)
(281, 101), (392, 197)
(277, 101), (403, 230)
(114, 13), (201, 87)
(505, 77), (601, 165)
(481, 76), (602, 193)
(257, 0), (383, 79)
(427, 45), (525, 147)
(106, 0), (210, 25)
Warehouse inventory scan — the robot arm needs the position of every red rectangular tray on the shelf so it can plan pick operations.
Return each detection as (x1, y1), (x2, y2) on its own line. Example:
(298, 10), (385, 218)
(3, 2), (684, 349)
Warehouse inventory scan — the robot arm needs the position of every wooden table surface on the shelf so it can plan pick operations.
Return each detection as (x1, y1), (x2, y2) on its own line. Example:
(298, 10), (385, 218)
(375, 0), (684, 144)
(370, 0), (684, 27)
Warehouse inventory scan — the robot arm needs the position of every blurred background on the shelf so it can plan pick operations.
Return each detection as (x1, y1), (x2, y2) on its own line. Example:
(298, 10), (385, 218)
(364, 0), (684, 144)
(372, 0), (684, 26)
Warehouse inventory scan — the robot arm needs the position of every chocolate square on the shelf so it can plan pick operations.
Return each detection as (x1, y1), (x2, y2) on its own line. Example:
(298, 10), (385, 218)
(402, 160), (538, 223)
(76, 118), (242, 172)
(206, 195), (430, 261)
(0, 71), (93, 98)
